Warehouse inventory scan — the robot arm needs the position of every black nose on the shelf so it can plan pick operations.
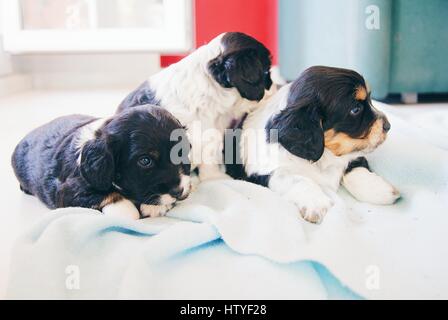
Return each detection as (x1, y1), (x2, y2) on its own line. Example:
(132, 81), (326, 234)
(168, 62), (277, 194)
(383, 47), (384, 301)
(170, 187), (185, 200)
(383, 118), (391, 132)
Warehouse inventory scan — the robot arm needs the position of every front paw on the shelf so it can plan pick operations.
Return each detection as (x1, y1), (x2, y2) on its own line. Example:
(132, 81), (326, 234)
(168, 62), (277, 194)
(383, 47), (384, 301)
(284, 184), (334, 224)
(102, 199), (140, 220)
(297, 195), (334, 224)
(140, 204), (173, 218)
(343, 168), (401, 205)
(189, 175), (201, 193)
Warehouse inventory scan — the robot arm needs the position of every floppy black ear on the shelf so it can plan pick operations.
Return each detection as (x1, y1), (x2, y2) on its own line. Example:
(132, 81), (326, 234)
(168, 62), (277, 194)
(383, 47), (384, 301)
(80, 138), (115, 191)
(266, 103), (324, 162)
(208, 49), (267, 101)
(208, 56), (232, 88)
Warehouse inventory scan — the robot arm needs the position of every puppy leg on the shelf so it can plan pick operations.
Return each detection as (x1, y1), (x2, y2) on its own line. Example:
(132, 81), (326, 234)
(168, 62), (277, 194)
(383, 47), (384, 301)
(140, 194), (176, 218)
(140, 204), (173, 218)
(102, 198), (140, 220)
(270, 170), (334, 224)
(189, 171), (201, 193)
(342, 167), (400, 205)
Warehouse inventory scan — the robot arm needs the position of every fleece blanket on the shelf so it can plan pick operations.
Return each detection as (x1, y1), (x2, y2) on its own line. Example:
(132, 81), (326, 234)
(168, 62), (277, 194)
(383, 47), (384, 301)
(6, 105), (448, 300)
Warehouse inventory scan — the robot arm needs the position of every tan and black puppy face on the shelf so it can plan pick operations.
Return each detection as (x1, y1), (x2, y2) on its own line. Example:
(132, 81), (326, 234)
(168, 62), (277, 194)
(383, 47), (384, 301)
(208, 32), (273, 101)
(267, 66), (390, 161)
(319, 76), (390, 156)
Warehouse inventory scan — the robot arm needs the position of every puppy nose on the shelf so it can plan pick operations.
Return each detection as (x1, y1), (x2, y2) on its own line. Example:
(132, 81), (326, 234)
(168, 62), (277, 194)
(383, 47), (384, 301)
(383, 118), (391, 132)
(170, 187), (186, 200)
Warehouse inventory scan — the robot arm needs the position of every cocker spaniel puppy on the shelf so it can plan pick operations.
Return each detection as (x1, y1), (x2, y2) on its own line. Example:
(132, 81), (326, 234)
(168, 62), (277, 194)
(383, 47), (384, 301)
(12, 105), (191, 219)
(229, 66), (400, 223)
(117, 32), (273, 181)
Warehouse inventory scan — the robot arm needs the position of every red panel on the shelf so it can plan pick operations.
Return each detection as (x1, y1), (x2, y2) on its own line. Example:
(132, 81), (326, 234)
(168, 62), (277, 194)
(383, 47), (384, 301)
(265, 0), (278, 64)
(160, 55), (184, 67)
(160, 0), (278, 67)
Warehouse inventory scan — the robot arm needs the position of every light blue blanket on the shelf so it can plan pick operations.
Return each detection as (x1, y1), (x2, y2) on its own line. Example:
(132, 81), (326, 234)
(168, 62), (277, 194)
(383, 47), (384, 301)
(6, 205), (358, 299)
(7, 110), (448, 299)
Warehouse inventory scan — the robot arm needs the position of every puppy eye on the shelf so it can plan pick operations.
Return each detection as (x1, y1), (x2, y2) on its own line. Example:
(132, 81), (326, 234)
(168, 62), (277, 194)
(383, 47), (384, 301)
(350, 106), (362, 116)
(138, 156), (154, 168)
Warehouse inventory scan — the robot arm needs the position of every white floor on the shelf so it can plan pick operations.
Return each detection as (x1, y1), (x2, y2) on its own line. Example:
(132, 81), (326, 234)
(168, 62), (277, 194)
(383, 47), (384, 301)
(387, 102), (448, 135)
(0, 89), (447, 298)
(382, 102), (448, 150)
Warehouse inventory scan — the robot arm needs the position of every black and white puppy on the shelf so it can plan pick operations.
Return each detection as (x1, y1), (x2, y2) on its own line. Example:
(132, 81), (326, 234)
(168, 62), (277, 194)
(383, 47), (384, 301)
(117, 32), (273, 181)
(232, 66), (400, 223)
(12, 105), (191, 219)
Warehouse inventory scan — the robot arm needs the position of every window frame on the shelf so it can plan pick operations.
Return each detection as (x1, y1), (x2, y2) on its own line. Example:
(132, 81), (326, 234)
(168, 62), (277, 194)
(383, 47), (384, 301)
(1, 0), (194, 53)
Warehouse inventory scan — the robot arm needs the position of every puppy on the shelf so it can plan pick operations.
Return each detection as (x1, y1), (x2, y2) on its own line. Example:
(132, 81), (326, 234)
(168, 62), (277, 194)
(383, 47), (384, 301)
(117, 32), (273, 181)
(230, 66), (400, 223)
(11, 105), (191, 219)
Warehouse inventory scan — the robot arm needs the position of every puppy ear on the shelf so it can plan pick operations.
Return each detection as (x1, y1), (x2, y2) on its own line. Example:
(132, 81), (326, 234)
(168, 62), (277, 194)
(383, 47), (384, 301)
(208, 56), (232, 88)
(80, 138), (115, 191)
(208, 49), (267, 101)
(266, 103), (324, 162)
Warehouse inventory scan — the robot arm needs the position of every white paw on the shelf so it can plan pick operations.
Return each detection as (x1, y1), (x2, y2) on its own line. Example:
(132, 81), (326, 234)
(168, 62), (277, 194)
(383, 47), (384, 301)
(102, 199), (140, 220)
(343, 168), (401, 205)
(189, 175), (201, 193)
(284, 183), (334, 224)
(179, 175), (192, 198)
(140, 203), (173, 218)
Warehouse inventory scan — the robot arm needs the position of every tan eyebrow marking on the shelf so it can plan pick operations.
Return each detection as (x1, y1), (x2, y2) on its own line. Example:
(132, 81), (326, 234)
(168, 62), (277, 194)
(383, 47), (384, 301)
(355, 85), (368, 101)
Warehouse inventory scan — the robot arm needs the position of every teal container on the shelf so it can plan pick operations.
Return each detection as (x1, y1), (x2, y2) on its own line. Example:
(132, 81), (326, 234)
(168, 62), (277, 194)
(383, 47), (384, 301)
(279, 0), (448, 99)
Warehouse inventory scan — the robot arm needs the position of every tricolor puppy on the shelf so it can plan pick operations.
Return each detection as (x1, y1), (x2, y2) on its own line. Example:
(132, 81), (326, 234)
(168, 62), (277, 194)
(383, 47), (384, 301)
(234, 66), (400, 223)
(117, 32), (273, 181)
(11, 105), (191, 219)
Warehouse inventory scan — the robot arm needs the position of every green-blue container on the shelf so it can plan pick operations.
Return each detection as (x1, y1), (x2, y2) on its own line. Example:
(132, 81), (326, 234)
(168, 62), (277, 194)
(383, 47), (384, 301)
(279, 0), (448, 99)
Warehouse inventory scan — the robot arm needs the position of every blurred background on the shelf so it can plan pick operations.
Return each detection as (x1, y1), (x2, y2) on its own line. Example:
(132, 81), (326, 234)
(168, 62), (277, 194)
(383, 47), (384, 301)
(1, 0), (447, 102)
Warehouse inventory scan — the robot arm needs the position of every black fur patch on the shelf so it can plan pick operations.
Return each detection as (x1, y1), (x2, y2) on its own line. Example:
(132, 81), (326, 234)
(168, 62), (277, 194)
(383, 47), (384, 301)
(117, 81), (159, 113)
(247, 174), (271, 188)
(266, 103), (324, 162)
(208, 32), (272, 101)
(345, 157), (371, 174)
(224, 114), (247, 180)
(80, 138), (115, 191)
(223, 114), (271, 189)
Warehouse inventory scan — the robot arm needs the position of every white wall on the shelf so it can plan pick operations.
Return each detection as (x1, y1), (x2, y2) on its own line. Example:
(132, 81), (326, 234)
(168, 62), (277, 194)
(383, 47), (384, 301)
(12, 53), (161, 90)
(0, 41), (13, 77)
(0, 0), (31, 97)
(0, 0), (13, 77)
(0, 0), (161, 92)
